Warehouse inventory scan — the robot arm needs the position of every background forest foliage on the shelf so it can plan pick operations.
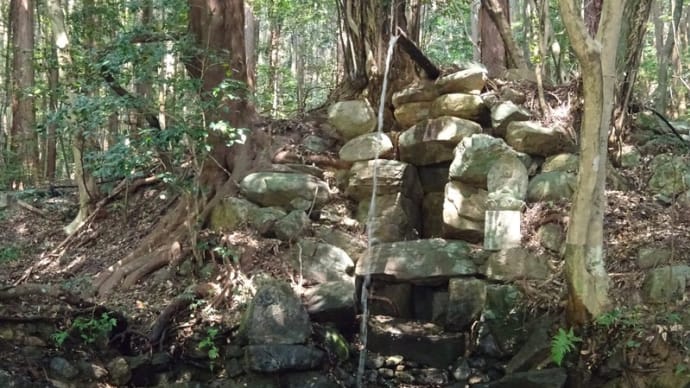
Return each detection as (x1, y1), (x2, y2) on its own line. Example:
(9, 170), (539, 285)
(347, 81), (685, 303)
(0, 0), (687, 188)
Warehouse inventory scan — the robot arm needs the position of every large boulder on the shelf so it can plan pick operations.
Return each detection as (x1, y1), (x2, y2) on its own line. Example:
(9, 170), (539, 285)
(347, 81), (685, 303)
(356, 239), (477, 283)
(443, 181), (487, 243)
(526, 171), (576, 202)
(392, 82), (439, 107)
(435, 66), (488, 94)
(490, 101), (531, 137)
(327, 100), (376, 140)
(399, 116), (482, 166)
(642, 265), (690, 303)
(242, 279), (311, 345)
(430, 93), (488, 121)
(648, 154), (690, 196)
(313, 227), (366, 264)
(394, 101), (432, 129)
(302, 280), (356, 325)
(346, 160), (423, 202)
(505, 121), (575, 156)
(290, 239), (355, 284)
(356, 193), (421, 243)
(542, 153), (579, 173)
(338, 132), (394, 162)
(240, 172), (330, 211)
(449, 134), (530, 188)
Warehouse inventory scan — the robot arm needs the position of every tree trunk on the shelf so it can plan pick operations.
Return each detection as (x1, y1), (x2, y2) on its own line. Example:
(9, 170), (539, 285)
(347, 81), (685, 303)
(10, 0), (38, 185)
(244, 3), (258, 90)
(479, 0), (507, 77)
(47, 0), (101, 235)
(655, 0), (684, 113)
(481, 0), (528, 71)
(611, 0), (653, 147)
(335, 0), (415, 125)
(559, 0), (624, 326)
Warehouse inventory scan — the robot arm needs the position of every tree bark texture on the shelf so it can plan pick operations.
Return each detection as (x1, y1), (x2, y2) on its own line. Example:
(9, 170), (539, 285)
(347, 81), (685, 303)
(336, 0), (415, 118)
(559, 0), (625, 325)
(10, 0), (38, 184)
(655, 0), (684, 113)
(481, 0), (528, 72)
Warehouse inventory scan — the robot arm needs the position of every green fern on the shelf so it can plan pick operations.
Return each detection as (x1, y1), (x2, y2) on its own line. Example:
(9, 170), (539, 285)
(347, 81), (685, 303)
(551, 327), (582, 366)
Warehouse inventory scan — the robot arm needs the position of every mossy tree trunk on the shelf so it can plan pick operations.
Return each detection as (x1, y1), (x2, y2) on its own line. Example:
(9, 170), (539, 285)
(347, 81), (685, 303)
(558, 0), (625, 325)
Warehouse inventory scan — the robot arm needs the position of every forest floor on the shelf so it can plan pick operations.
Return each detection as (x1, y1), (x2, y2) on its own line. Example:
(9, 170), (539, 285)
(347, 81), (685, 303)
(1, 118), (690, 385)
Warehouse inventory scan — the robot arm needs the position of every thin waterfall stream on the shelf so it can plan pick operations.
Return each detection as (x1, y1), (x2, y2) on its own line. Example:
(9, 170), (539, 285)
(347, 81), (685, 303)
(356, 34), (400, 388)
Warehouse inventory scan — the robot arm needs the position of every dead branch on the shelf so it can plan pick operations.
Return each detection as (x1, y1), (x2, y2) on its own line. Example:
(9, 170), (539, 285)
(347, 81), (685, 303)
(16, 199), (51, 219)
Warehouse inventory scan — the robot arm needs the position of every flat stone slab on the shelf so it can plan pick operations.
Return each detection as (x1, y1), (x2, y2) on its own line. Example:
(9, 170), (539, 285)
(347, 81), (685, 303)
(367, 316), (465, 368)
(355, 239), (477, 282)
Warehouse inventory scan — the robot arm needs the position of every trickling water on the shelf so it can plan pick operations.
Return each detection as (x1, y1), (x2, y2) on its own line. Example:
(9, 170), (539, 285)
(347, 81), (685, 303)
(356, 34), (400, 388)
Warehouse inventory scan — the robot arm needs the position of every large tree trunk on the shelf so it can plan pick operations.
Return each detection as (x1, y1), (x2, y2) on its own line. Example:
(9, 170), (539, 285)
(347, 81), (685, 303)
(92, 0), (269, 296)
(10, 0), (38, 185)
(335, 0), (415, 123)
(559, 0), (624, 326)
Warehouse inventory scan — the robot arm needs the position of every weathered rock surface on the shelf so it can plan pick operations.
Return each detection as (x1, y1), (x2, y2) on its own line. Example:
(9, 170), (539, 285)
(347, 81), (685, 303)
(339, 132), (394, 162)
(394, 101), (432, 129)
(274, 210), (311, 241)
(491, 101), (530, 136)
(392, 82), (438, 107)
(302, 281), (355, 324)
(240, 172), (330, 211)
(399, 116), (482, 166)
(327, 100), (376, 140)
(357, 193), (421, 243)
(443, 181), (487, 242)
(435, 66), (488, 94)
(482, 248), (550, 281)
(505, 121), (574, 156)
(290, 239), (354, 284)
(430, 93), (487, 121)
(245, 344), (325, 373)
(526, 171), (576, 202)
(648, 154), (690, 196)
(542, 153), (579, 173)
(243, 279), (311, 345)
(313, 227), (366, 264)
(637, 247), (672, 269)
(537, 223), (565, 253)
(642, 265), (690, 303)
(487, 154), (529, 200)
(449, 134), (530, 188)
(346, 160), (423, 202)
(356, 239), (476, 282)
(446, 278), (486, 331)
(367, 316), (465, 368)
